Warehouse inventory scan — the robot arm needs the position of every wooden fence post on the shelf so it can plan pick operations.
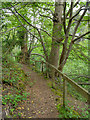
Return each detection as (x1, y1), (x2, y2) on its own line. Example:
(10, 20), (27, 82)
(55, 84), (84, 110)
(35, 61), (36, 68)
(63, 79), (67, 108)
(41, 62), (43, 73)
(87, 96), (90, 117)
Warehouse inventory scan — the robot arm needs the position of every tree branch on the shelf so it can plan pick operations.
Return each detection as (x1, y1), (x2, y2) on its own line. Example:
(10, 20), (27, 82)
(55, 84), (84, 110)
(66, 2), (73, 34)
(59, 2), (74, 70)
(73, 31), (90, 43)
(9, 4), (53, 40)
(78, 83), (90, 85)
(37, 5), (54, 15)
(69, 34), (90, 40)
(68, 74), (90, 79)
(66, 0), (80, 17)
(31, 53), (45, 59)
(71, 8), (87, 41)
(64, 4), (88, 64)
(39, 13), (53, 20)
(17, 3), (30, 11)
(71, 18), (90, 22)
(28, 46), (40, 56)
(38, 30), (48, 60)
(10, 4), (48, 60)
(72, 47), (88, 62)
(63, 2), (66, 34)
(74, 45), (90, 60)
(69, 6), (83, 21)
(0, 25), (21, 34)
(9, 8), (40, 41)
(75, 43), (87, 49)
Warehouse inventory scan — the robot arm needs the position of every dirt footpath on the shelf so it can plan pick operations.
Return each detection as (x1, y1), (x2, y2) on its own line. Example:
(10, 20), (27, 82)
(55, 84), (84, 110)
(21, 64), (59, 118)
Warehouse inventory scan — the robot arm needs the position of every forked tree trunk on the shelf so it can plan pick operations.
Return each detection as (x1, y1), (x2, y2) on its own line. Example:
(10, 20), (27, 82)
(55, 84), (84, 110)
(58, 2), (87, 72)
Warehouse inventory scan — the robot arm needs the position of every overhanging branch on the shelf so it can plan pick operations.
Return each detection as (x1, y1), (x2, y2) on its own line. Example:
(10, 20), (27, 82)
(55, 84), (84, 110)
(66, 0), (80, 17)
(39, 13), (53, 20)
(73, 31), (90, 43)
(10, 4), (48, 60)
(31, 53), (45, 59)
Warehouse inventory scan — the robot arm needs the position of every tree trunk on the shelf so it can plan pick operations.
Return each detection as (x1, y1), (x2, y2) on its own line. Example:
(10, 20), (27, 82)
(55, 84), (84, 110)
(48, 0), (64, 78)
(20, 31), (28, 63)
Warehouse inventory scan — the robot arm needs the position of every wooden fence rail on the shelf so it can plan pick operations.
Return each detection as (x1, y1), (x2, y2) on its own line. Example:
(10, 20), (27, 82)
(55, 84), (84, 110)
(31, 59), (90, 107)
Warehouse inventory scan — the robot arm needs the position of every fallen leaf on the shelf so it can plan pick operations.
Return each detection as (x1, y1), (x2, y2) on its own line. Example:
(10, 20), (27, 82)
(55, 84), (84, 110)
(42, 112), (44, 114)
(33, 112), (35, 114)
(28, 117), (32, 118)
(32, 101), (34, 103)
(17, 107), (22, 109)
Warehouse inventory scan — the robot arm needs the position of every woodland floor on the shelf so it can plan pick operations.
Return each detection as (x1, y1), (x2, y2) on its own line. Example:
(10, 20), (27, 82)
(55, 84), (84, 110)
(2, 64), (88, 118)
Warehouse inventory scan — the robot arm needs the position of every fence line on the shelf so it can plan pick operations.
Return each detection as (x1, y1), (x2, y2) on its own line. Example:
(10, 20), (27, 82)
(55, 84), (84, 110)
(30, 59), (90, 107)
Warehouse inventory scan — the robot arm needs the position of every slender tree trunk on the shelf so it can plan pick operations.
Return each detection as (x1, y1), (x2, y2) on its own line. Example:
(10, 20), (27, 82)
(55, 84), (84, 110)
(21, 31), (28, 63)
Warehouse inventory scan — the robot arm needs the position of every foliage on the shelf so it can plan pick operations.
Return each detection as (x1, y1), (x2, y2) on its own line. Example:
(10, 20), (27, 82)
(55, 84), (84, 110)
(2, 54), (29, 117)
(2, 55), (27, 89)
(63, 58), (89, 93)
(57, 104), (81, 118)
(1, 1), (89, 118)
(2, 92), (27, 107)
(57, 103), (89, 118)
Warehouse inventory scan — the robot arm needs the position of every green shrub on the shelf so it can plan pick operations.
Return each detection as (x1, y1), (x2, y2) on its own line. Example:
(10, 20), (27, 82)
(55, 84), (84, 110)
(57, 104), (80, 118)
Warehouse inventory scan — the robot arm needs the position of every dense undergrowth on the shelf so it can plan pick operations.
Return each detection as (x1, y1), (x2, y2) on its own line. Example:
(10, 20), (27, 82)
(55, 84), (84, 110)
(2, 55), (29, 118)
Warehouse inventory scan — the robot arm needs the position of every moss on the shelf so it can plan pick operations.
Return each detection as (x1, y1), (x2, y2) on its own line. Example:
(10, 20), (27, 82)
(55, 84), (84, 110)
(47, 81), (53, 88)
(47, 80), (63, 97)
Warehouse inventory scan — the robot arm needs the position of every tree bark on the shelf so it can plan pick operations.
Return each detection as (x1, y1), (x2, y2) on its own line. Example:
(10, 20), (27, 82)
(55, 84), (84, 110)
(48, 0), (64, 78)
(58, 2), (73, 72)
(20, 30), (28, 63)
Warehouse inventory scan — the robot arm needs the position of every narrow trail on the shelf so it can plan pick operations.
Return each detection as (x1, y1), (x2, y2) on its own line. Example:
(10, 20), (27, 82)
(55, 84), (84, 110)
(20, 64), (59, 118)
(2, 64), (88, 118)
